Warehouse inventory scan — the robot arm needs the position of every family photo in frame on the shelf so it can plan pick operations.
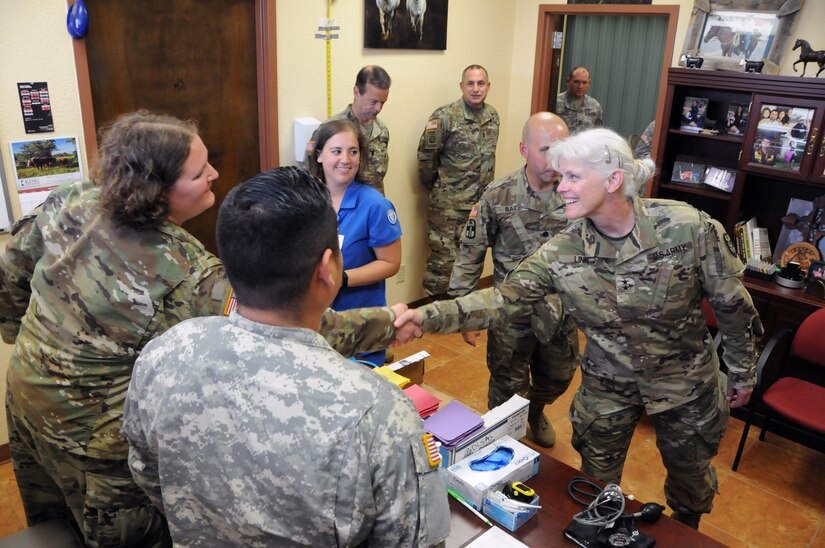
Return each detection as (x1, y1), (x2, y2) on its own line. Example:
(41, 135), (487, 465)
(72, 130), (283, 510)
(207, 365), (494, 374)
(751, 103), (814, 171)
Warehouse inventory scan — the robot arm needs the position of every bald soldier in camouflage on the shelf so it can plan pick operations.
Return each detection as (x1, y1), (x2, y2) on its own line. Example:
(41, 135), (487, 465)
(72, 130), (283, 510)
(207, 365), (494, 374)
(307, 65), (391, 194)
(449, 112), (578, 448)
(397, 128), (762, 529)
(555, 66), (603, 134)
(418, 64), (500, 296)
(123, 167), (449, 546)
(0, 113), (409, 547)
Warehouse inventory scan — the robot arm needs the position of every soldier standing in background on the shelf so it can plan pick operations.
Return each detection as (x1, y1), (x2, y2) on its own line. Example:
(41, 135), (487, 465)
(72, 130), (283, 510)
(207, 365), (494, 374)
(448, 112), (578, 447)
(396, 128), (762, 529)
(634, 120), (656, 160)
(307, 65), (391, 194)
(123, 167), (448, 547)
(555, 66), (603, 134)
(418, 64), (500, 297)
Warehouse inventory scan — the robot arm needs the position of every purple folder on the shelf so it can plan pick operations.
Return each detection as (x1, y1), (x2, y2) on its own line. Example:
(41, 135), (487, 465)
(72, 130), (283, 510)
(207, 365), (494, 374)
(424, 400), (484, 445)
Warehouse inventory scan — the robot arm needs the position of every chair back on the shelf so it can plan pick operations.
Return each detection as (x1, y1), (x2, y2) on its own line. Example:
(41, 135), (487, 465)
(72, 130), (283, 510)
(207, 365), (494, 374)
(791, 308), (825, 368)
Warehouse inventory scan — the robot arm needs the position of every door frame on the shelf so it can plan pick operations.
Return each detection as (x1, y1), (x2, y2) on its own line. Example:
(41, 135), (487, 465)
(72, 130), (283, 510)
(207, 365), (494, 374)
(70, 0), (279, 171)
(531, 4), (679, 155)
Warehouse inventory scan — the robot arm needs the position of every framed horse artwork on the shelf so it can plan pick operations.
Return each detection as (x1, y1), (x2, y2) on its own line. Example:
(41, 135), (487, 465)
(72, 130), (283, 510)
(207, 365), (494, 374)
(680, 0), (804, 74)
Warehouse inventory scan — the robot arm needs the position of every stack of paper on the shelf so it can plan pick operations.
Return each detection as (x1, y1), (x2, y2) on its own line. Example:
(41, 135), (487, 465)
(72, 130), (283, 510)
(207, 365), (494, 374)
(373, 366), (411, 388)
(424, 400), (483, 445)
(403, 384), (441, 419)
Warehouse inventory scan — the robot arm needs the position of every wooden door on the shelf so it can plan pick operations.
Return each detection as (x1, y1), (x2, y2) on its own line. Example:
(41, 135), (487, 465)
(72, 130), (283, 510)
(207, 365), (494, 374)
(74, 0), (276, 254)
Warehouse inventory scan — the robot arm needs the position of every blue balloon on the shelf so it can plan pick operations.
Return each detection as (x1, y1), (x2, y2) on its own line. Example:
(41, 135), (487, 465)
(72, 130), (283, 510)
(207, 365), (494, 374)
(67, 0), (89, 39)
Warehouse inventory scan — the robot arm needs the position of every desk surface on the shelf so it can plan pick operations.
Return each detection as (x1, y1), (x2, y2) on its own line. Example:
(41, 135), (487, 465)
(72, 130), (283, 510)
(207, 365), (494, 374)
(446, 454), (725, 547)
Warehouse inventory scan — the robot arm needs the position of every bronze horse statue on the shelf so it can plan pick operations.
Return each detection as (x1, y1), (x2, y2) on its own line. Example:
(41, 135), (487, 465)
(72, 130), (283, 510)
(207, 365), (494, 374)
(793, 39), (825, 77)
(703, 25), (760, 58)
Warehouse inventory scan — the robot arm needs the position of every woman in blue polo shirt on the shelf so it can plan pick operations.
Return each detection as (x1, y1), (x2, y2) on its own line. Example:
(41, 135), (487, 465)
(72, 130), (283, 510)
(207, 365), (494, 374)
(308, 119), (402, 365)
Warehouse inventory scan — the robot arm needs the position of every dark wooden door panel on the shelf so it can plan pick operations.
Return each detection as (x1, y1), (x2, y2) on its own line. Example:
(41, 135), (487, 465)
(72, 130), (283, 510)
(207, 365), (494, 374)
(84, 0), (260, 254)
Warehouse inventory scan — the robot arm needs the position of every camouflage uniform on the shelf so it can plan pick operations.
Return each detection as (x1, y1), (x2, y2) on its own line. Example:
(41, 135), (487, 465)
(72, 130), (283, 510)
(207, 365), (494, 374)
(122, 312), (450, 547)
(555, 93), (603, 134)
(418, 98), (499, 295)
(634, 120), (656, 160)
(448, 167), (578, 409)
(0, 181), (402, 546)
(307, 105), (389, 194)
(420, 196), (763, 525)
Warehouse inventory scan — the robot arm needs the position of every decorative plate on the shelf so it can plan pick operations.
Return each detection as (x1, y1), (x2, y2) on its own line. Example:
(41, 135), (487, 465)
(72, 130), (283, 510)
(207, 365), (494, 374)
(780, 242), (821, 272)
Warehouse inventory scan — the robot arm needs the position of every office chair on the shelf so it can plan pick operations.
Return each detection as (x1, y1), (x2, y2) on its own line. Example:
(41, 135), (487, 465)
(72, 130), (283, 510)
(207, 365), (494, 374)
(731, 307), (825, 471)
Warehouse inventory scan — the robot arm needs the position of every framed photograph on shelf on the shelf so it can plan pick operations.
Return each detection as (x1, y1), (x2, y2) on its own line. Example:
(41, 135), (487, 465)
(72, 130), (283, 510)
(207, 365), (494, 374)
(679, 0), (802, 74)
(680, 97), (708, 132)
(807, 260), (825, 283)
(704, 166), (736, 193)
(725, 102), (749, 136)
(741, 95), (825, 181)
(671, 161), (705, 184)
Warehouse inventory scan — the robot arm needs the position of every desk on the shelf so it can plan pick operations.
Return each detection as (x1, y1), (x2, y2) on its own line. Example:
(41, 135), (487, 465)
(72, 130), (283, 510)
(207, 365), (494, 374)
(446, 454), (724, 547)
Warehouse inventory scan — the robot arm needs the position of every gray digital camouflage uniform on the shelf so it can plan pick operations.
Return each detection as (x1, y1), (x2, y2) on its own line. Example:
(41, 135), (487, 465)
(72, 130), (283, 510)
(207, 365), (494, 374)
(123, 312), (450, 547)
(418, 98), (499, 295)
(448, 167), (578, 409)
(555, 93), (604, 134)
(0, 181), (401, 546)
(420, 196), (762, 525)
(307, 105), (390, 194)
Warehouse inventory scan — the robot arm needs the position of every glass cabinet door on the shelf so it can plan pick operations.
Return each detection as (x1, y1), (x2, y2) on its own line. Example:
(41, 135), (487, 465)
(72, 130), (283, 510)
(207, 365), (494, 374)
(812, 131), (825, 185)
(740, 95), (825, 182)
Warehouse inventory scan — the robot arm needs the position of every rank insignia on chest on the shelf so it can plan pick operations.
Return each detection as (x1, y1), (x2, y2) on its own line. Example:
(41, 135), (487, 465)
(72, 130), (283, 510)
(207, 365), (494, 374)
(465, 218), (477, 239)
(422, 433), (442, 467)
(617, 277), (636, 292)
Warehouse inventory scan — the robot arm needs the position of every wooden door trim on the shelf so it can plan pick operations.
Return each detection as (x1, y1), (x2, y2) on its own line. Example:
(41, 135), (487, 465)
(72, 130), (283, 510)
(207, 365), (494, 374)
(531, 4), (679, 157)
(256, 0), (279, 170)
(70, 0), (279, 171)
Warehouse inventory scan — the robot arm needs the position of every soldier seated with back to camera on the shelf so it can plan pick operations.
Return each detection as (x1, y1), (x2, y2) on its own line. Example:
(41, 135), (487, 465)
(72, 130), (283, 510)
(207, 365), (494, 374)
(122, 166), (449, 547)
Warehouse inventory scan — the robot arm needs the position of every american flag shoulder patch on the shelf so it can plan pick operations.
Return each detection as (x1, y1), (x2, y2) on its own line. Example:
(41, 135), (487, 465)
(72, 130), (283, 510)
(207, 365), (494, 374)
(423, 433), (442, 467)
(223, 288), (238, 316)
(426, 119), (439, 130)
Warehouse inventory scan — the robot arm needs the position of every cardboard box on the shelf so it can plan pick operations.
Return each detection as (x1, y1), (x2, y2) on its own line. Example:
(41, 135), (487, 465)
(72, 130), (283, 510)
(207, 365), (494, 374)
(390, 351), (429, 385)
(439, 394), (529, 467)
(445, 435), (540, 510)
(482, 494), (541, 531)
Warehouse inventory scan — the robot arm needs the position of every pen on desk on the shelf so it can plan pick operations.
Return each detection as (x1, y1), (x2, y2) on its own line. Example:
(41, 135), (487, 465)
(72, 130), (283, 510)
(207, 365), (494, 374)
(447, 489), (494, 527)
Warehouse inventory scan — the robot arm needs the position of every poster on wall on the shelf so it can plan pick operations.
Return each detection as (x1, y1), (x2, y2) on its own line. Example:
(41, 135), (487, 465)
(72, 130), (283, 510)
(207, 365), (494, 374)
(9, 137), (82, 215)
(364, 0), (448, 50)
(18, 82), (55, 134)
(0, 152), (14, 232)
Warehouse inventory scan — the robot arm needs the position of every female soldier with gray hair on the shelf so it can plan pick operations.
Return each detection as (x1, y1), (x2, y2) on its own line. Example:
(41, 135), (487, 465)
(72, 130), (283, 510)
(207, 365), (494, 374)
(397, 127), (762, 529)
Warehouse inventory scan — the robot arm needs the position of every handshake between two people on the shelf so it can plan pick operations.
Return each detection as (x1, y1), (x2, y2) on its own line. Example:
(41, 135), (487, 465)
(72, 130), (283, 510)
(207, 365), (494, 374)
(389, 303), (424, 346)
(388, 303), (482, 348)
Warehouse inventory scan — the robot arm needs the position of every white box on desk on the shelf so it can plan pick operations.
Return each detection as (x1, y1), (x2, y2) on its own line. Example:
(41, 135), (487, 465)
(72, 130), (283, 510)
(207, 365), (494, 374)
(438, 394), (528, 468)
(445, 435), (540, 511)
(483, 494), (541, 531)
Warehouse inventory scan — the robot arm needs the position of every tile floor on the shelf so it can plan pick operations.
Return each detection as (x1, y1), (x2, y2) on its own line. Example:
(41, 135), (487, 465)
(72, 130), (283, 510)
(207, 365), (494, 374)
(1, 331), (824, 546)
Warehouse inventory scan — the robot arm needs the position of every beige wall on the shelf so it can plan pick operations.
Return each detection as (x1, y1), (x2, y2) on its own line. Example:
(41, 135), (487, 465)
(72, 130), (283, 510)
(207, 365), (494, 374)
(276, 0), (516, 306)
(0, 0), (88, 448)
(1, 0), (823, 446)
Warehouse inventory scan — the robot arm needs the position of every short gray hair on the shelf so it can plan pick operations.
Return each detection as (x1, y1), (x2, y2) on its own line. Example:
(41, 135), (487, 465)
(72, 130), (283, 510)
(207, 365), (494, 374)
(547, 128), (655, 197)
